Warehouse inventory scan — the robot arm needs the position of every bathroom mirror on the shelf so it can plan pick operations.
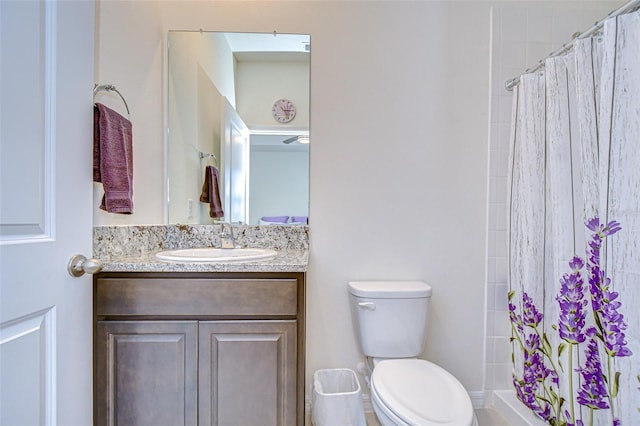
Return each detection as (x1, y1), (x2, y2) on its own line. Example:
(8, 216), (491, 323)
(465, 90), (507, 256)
(167, 31), (310, 225)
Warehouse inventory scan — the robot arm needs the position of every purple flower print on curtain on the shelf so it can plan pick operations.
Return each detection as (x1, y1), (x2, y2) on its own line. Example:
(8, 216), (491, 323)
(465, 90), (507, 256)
(555, 256), (588, 425)
(523, 292), (544, 328)
(577, 336), (610, 411)
(510, 218), (633, 426)
(582, 218), (631, 425)
(584, 218), (631, 359)
(557, 256), (587, 345)
(509, 291), (562, 423)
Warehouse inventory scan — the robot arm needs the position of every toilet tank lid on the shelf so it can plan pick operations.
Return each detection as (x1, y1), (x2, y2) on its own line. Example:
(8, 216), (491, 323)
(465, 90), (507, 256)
(348, 281), (432, 298)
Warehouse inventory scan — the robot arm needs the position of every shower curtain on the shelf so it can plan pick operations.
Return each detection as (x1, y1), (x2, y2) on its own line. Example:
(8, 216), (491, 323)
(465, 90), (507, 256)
(507, 10), (640, 426)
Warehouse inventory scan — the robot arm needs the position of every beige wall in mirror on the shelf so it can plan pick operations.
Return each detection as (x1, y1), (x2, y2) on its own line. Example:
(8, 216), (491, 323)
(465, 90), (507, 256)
(169, 31), (309, 225)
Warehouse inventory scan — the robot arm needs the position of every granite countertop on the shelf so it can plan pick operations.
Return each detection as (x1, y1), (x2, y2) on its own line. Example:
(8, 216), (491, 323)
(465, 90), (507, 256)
(94, 224), (309, 273)
(100, 249), (308, 273)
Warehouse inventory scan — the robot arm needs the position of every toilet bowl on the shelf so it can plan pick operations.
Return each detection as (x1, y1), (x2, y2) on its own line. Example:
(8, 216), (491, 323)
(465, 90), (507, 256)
(348, 281), (477, 426)
(369, 359), (477, 426)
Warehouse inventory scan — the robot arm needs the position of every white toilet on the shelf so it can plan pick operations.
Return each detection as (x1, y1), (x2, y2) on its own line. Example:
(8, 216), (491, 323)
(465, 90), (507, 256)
(348, 281), (477, 426)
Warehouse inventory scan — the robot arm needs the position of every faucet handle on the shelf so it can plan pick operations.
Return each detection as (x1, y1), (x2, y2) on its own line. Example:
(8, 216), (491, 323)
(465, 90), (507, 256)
(220, 222), (235, 249)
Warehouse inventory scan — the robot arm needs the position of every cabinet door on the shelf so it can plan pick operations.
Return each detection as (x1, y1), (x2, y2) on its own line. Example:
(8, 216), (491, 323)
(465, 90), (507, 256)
(199, 320), (297, 426)
(95, 321), (198, 426)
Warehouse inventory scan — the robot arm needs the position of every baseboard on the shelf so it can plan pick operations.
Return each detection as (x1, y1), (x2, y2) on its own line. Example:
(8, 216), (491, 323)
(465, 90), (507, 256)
(469, 390), (484, 409)
(307, 390), (484, 414)
(306, 392), (373, 414)
(361, 392), (373, 412)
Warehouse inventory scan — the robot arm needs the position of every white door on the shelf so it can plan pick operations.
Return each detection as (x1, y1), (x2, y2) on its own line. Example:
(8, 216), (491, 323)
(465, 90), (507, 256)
(221, 98), (249, 224)
(0, 1), (94, 425)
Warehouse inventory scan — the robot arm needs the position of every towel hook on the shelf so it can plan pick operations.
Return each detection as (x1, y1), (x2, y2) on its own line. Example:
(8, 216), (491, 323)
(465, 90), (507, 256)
(199, 151), (218, 167)
(93, 83), (131, 118)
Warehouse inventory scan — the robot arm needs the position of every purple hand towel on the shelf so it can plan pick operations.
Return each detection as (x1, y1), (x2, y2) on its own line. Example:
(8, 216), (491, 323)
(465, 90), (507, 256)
(261, 216), (289, 223)
(200, 165), (224, 218)
(93, 103), (133, 214)
(290, 216), (308, 224)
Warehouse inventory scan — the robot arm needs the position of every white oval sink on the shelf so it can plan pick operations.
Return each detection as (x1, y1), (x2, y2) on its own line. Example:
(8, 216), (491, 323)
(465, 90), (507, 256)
(155, 248), (277, 263)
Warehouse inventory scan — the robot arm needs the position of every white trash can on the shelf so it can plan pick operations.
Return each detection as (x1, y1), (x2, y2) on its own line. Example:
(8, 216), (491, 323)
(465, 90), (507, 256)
(311, 368), (366, 426)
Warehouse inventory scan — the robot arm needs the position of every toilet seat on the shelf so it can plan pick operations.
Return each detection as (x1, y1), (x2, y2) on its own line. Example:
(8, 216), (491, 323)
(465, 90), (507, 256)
(370, 359), (475, 426)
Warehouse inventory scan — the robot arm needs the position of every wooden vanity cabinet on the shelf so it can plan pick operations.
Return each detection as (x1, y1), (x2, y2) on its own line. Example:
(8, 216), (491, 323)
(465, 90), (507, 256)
(93, 272), (305, 426)
(94, 320), (199, 425)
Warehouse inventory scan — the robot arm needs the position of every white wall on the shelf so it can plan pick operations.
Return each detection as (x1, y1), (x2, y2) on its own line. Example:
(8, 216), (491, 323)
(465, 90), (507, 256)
(94, 1), (164, 225)
(95, 0), (491, 400)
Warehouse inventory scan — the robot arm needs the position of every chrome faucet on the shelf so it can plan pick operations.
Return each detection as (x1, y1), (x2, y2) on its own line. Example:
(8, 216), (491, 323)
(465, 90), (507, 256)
(220, 223), (235, 249)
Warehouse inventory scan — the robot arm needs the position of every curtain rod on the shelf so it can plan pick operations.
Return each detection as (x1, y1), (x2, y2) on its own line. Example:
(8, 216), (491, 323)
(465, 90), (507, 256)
(505, 0), (640, 91)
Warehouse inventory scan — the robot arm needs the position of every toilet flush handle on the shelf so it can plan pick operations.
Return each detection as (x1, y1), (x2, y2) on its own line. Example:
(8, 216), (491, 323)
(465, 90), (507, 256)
(358, 302), (376, 311)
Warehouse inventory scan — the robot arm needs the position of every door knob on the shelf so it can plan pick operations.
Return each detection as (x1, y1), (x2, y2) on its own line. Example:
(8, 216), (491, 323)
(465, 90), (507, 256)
(67, 254), (103, 277)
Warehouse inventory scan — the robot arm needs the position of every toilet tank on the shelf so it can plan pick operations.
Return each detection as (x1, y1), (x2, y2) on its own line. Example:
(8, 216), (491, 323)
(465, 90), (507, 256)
(348, 281), (432, 358)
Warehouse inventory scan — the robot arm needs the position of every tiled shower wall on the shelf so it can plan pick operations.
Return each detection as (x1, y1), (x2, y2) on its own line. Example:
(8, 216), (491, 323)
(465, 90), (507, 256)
(486, 2), (617, 394)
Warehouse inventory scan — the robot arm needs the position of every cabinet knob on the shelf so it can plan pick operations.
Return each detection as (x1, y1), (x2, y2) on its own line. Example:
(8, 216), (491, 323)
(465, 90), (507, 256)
(67, 254), (103, 277)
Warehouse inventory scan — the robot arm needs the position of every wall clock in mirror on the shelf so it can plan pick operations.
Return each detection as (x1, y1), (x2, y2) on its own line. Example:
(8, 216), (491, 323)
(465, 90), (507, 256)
(272, 98), (296, 123)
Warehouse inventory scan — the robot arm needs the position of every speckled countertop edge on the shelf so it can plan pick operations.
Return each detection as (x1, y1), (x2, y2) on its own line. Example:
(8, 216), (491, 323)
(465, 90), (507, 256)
(100, 249), (308, 273)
